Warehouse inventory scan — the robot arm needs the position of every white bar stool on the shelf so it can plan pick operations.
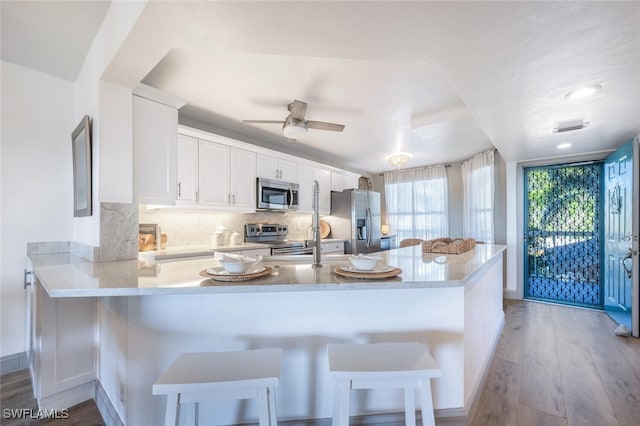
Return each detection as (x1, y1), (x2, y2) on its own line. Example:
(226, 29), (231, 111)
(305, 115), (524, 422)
(327, 342), (441, 426)
(152, 348), (281, 426)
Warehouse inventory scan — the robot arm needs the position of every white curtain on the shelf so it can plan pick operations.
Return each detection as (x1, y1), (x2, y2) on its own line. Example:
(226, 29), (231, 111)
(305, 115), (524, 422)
(384, 165), (449, 242)
(462, 149), (495, 243)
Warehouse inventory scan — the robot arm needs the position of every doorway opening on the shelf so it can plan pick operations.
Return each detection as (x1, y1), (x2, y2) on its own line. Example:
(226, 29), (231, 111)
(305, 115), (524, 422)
(524, 162), (603, 308)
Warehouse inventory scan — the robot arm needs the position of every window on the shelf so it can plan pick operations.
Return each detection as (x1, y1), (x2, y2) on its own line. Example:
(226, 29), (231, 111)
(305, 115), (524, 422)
(462, 150), (494, 243)
(384, 165), (448, 242)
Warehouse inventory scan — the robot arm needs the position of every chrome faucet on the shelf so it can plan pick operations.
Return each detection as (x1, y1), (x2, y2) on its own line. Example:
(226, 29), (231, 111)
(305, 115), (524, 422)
(312, 180), (322, 268)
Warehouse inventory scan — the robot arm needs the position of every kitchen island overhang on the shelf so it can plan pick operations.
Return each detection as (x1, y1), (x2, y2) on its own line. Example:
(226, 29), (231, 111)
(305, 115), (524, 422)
(28, 244), (506, 425)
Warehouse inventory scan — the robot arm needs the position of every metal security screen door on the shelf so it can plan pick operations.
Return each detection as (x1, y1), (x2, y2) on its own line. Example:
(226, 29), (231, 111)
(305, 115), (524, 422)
(524, 163), (603, 307)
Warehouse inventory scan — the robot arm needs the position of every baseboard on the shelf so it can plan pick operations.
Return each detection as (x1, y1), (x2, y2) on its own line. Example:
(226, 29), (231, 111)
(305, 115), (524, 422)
(1, 352), (29, 375)
(503, 289), (519, 299)
(37, 380), (95, 411)
(95, 380), (125, 426)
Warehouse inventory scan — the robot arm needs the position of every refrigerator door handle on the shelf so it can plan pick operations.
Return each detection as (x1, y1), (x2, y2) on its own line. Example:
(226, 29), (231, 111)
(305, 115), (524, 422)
(366, 207), (372, 247)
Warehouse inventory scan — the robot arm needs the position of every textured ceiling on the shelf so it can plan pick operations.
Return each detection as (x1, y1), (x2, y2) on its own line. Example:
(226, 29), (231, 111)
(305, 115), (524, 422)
(4, 2), (639, 175)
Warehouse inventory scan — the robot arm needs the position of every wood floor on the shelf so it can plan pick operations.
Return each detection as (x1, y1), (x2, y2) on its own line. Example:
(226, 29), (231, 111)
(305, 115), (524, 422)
(0, 369), (104, 425)
(472, 299), (640, 426)
(1, 300), (639, 425)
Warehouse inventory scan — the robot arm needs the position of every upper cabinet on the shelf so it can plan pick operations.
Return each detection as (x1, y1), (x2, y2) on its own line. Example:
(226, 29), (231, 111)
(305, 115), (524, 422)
(174, 125), (361, 214)
(133, 85), (185, 205)
(298, 163), (331, 215)
(256, 153), (297, 182)
(178, 133), (256, 212)
(331, 170), (360, 192)
(176, 134), (199, 206)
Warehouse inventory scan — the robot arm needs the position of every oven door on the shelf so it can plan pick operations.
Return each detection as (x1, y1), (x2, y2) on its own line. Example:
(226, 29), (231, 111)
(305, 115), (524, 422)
(257, 178), (299, 211)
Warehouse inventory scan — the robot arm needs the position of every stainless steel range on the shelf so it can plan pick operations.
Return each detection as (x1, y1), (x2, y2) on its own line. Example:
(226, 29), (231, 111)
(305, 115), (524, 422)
(244, 223), (313, 256)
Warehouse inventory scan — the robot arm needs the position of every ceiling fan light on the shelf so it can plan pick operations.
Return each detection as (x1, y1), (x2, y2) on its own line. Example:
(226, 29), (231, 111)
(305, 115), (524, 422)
(387, 152), (412, 168)
(283, 123), (307, 139)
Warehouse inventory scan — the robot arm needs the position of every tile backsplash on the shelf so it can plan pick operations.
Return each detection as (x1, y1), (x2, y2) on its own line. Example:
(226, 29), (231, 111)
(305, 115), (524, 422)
(138, 206), (316, 247)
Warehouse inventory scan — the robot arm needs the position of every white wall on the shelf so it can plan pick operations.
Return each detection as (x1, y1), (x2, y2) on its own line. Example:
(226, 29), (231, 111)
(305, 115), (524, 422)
(72, 1), (148, 246)
(0, 61), (75, 356)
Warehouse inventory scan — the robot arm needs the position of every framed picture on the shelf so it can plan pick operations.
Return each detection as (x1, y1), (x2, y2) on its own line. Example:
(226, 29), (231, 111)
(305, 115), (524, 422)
(72, 115), (92, 217)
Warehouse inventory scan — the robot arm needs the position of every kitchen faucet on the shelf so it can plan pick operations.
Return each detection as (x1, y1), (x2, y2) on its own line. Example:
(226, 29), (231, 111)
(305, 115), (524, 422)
(312, 180), (322, 268)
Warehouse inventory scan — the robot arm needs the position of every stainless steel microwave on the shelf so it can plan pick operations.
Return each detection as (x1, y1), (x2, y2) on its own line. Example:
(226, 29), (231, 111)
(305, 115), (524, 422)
(256, 178), (299, 211)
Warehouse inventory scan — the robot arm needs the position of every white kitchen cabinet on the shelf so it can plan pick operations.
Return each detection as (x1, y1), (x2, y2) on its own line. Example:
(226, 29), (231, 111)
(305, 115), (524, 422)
(198, 138), (256, 211)
(27, 261), (97, 410)
(176, 134), (199, 206)
(298, 163), (331, 215)
(331, 171), (360, 192)
(321, 241), (344, 254)
(257, 153), (297, 182)
(199, 139), (230, 208)
(133, 95), (179, 205)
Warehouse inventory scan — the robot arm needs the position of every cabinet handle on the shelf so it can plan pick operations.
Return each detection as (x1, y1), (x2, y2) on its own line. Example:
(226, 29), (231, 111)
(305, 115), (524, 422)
(24, 269), (33, 289)
(177, 181), (182, 197)
(195, 191), (199, 203)
(232, 194), (235, 204)
(227, 194), (231, 204)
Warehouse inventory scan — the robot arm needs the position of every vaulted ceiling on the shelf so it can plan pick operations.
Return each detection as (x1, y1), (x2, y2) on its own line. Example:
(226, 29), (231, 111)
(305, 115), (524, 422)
(3, 1), (640, 175)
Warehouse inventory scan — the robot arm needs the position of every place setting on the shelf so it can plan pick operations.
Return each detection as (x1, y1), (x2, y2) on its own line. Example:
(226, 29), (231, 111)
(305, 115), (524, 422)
(200, 254), (272, 282)
(334, 254), (402, 279)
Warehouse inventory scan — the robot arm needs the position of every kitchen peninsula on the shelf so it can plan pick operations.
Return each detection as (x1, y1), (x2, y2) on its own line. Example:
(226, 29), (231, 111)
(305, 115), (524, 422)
(27, 244), (505, 425)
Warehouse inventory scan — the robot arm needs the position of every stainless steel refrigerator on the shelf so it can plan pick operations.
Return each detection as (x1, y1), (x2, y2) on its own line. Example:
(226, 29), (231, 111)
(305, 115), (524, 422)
(329, 189), (381, 254)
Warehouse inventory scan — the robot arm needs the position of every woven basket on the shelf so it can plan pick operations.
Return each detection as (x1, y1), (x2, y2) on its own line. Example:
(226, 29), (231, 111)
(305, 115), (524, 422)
(422, 238), (476, 254)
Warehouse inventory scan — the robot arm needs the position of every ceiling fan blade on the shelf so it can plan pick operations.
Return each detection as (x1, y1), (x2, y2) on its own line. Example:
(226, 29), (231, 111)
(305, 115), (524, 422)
(243, 120), (285, 124)
(306, 121), (345, 132)
(289, 100), (307, 121)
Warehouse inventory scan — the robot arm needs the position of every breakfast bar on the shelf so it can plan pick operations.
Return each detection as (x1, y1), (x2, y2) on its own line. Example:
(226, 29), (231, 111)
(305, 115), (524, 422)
(27, 244), (505, 425)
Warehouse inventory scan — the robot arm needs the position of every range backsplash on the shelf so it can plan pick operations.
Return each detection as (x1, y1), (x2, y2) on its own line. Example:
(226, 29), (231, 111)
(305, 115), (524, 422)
(138, 205), (316, 247)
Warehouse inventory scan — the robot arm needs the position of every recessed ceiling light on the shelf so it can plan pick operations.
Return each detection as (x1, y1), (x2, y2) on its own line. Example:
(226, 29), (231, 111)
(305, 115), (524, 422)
(565, 85), (602, 99)
(557, 143), (572, 149)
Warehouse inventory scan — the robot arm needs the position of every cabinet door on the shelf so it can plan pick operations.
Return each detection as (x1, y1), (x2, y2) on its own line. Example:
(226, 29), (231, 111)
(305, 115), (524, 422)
(176, 134), (198, 205)
(344, 173), (360, 190)
(256, 154), (279, 180)
(298, 164), (331, 214)
(198, 140), (230, 208)
(331, 172), (345, 192)
(229, 147), (256, 211)
(278, 158), (297, 182)
(256, 154), (297, 182)
(321, 241), (344, 254)
(133, 96), (177, 205)
(313, 168), (332, 215)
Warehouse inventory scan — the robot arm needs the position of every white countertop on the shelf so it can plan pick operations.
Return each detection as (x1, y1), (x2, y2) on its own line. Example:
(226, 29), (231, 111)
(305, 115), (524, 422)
(30, 244), (506, 298)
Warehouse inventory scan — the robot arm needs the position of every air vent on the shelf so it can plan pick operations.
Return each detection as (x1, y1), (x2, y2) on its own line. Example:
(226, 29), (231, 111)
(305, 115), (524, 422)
(553, 119), (589, 133)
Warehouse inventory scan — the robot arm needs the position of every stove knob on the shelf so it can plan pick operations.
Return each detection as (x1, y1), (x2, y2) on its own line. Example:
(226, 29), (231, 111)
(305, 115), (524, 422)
(283, 226), (287, 232)
(277, 227), (282, 232)
(250, 227), (255, 232)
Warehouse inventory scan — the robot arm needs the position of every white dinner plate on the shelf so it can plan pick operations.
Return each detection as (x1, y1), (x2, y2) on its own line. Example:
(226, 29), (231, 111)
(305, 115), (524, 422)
(340, 265), (395, 274)
(206, 266), (266, 276)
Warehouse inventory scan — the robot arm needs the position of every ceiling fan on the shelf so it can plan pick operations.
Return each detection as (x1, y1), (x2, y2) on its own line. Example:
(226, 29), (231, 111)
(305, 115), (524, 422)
(243, 100), (345, 139)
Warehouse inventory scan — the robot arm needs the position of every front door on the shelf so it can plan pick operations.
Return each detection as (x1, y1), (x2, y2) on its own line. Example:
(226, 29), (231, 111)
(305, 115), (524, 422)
(604, 138), (639, 336)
